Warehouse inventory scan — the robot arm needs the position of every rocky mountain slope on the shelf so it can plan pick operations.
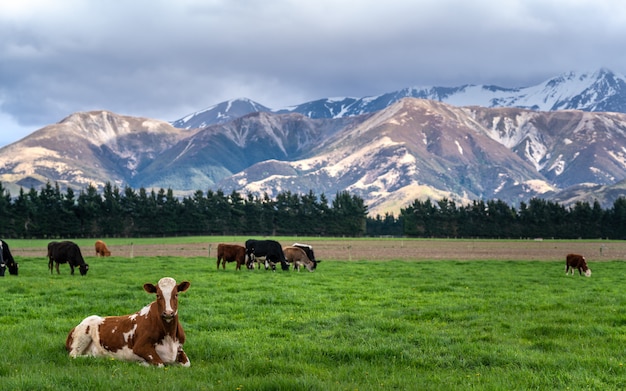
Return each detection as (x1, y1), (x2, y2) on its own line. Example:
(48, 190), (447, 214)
(0, 111), (194, 192)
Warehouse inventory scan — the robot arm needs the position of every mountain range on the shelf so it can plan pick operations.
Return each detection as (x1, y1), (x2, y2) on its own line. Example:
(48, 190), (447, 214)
(3, 68), (626, 216)
(174, 68), (626, 128)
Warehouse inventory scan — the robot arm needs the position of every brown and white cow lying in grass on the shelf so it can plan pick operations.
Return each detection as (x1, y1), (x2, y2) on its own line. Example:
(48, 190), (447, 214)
(565, 253), (591, 277)
(65, 277), (191, 367)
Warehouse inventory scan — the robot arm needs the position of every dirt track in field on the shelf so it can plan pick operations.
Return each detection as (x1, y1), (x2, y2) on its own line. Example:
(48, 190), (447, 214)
(15, 239), (626, 262)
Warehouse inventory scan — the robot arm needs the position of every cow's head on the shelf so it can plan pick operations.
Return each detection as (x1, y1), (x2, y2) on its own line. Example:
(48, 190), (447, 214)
(246, 255), (255, 269)
(580, 257), (592, 277)
(79, 264), (89, 276)
(144, 277), (190, 322)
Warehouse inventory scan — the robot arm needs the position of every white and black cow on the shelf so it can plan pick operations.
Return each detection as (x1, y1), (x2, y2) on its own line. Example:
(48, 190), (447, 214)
(66, 277), (191, 367)
(0, 239), (19, 276)
(48, 241), (89, 275)
(245, 239), (290, 271)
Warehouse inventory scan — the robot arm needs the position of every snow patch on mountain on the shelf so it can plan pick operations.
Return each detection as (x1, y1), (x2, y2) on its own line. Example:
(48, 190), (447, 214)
(324, 136), (405, 178)
(478, 112), (537, 148)
(608, 148), (626, 167)
(244, 174), (289, 195)
(173, 139), (195, 163)
(455, 140), (463, 155)
(549, 155), (566, 175)
(522, 133), (549, 171)
(0, 146), (58, 167)
(523, 179), (555, 193)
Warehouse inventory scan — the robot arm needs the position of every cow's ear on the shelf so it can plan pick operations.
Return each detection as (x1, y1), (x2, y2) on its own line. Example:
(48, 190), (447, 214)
(143, 283), (157, 293)
(177, 281), (190, 293)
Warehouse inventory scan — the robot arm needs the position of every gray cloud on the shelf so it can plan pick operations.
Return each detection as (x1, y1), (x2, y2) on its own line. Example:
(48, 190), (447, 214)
(1, 0), (626, 146)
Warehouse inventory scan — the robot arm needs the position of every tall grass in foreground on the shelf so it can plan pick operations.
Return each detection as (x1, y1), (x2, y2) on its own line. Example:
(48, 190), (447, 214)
(0, 255), (625, 390)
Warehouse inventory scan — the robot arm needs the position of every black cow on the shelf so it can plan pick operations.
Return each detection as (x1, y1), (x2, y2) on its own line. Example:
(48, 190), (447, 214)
(48, 241), (89, 276)
(245, 239), (290, 271)
(0, 239), (19, 276)
(292, 242), (320, 270)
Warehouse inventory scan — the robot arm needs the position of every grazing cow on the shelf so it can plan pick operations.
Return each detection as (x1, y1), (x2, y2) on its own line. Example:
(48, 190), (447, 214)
(292, 243), (320, 270)
(566, 253), (591, 277)
(95, 240), (111, 257)
(245, 239), (290, 271)
(217, 244), (247, 270)
(283, 246), (315, 272)
(48, 241), (89, 275)
(0, 239), (19, 276)
(66, 277), (191, 367)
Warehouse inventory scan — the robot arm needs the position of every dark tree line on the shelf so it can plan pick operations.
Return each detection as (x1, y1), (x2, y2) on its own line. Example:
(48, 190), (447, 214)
(366, 197), (626, 239)
(0, 182), (368, 238)
(2, 181), (626, 239)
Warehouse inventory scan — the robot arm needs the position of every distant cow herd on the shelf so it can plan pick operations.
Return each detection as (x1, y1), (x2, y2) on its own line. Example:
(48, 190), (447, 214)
(217, 239), (320, 272)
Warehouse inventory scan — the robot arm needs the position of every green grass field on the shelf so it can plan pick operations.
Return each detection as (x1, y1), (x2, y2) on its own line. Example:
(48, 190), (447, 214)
(1, 239), (625, 390)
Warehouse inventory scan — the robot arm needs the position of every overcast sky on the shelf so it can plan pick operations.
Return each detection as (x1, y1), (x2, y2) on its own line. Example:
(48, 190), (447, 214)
(2, 0), (626, 147)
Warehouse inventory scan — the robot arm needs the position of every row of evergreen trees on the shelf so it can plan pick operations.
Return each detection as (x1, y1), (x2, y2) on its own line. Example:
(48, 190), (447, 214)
(1, 181), (625, 239)
(387, 197), (626, 239)
(0, 182), (368, 238)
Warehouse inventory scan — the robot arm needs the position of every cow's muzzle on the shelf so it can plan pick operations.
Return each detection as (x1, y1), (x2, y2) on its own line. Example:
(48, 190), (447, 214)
(161, 312), (176, 322)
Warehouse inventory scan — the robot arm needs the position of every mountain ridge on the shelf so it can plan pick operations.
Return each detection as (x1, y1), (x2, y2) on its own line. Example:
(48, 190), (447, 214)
(3, 69), (626, 215)
(174, 69), (626, 130)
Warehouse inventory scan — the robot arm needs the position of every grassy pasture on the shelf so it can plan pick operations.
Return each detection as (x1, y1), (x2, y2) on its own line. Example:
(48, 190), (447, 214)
(1, 238), (626, 390)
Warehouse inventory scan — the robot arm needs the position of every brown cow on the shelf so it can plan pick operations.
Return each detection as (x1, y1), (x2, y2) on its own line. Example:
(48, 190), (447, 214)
(283, 246), (315, 272)
(566, 253), (591, 277)
(65, 277), (191, 367)
(95, 240), (111, 257)
(217, 244), (247, 270)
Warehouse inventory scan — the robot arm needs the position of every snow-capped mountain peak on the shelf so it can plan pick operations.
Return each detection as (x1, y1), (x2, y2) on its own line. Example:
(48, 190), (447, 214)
(171, 98), (271, 129)
(171, 68), (626, 131)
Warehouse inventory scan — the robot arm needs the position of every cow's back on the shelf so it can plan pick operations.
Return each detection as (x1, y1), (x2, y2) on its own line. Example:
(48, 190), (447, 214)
(283, 246), (307, 262)
(566, 253), (584, 266)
